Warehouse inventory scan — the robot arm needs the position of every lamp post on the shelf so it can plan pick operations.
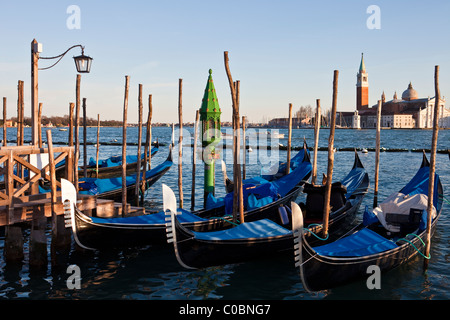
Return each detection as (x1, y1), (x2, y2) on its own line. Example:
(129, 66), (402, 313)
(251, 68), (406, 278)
(31, 38), (93, 145)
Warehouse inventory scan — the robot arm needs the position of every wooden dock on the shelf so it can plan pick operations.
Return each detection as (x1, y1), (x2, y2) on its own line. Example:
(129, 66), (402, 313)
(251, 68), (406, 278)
(0, 192), (146, 226)
(0, 142), (146, 268)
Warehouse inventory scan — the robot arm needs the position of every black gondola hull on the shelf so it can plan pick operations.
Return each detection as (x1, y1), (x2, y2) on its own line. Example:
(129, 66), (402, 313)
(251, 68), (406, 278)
(175, 226), (294, 269)
(72, 185), (303, 250)
(168, 151), (369, 269)
(73, 210), (168, 249)
(299, 218), (440, 292)
(297, 154), (443, 292)
(170, 190), (366, 269)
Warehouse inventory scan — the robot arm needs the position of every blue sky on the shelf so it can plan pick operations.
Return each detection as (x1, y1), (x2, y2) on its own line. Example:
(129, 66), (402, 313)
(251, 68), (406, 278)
(1, 0), (449, 123)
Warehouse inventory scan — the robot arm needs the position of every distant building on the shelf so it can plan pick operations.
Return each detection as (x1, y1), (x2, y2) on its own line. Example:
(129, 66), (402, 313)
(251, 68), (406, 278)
(360, 83), (449, 128)
(356, 53), (369, 111)
(355, 54), (450, 128)
(352, 111), (360, 129)
(268, 117), (311, 127)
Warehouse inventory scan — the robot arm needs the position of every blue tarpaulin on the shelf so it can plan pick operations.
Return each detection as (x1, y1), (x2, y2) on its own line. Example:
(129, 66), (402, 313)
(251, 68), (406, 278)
(206, 153), (312, 213)
(88, 147), (157, 168)
(313, 228), (398, 257)
(79, 155), (172, 195)
(341, 167), (367, 199)
(318, 162), (441, 258)
(193, 218), (291, 241)
(90, 208), (207, 225)
(400, 166), (440, 209)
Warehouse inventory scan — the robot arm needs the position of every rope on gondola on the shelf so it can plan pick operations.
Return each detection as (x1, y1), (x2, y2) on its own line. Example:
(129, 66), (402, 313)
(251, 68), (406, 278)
(303, 223), (329, 241)
(397, 233), (431, 259)
(296, 252), (318, 267)
(210, 216), (240, 226)
(440, 194), (450, 206)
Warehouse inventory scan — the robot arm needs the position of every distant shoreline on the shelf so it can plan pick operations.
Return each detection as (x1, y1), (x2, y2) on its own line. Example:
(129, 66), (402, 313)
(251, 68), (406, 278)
(3, 124), (449, 130)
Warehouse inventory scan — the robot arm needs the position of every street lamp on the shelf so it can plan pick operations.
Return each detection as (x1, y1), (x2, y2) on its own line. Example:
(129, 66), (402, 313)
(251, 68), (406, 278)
(31, 39), (93, 145)
(73, 48), (93, 73)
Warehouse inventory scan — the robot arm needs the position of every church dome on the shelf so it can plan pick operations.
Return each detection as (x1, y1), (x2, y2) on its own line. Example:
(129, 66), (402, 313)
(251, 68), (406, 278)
(402, 82), (418, 101)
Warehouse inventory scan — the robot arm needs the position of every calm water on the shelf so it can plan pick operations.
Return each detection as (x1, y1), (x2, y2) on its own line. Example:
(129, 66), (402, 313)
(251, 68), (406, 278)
(0, 126), (448, 300)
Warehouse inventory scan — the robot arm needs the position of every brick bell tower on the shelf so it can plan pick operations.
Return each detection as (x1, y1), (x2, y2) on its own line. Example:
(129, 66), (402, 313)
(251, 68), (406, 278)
(356, 53), (369, 110)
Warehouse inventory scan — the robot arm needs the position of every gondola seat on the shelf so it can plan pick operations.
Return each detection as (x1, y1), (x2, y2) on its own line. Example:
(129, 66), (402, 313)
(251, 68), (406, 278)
(300, 182), (347, 220)
(385, 208), (424, 234)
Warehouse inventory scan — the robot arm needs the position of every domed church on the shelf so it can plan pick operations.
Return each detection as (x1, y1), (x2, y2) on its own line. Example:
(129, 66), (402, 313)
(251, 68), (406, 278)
(401, 82), (419, 101)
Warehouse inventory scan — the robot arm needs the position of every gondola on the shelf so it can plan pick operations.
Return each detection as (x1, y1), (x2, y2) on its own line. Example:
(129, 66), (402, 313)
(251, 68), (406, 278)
(76, 145), (172, 203)
(222, 140), (310, 193)
(56, 142), (159, 179)
(294, 152), (443, 292)
(165, 151), (369, 269)
(61, 145), (313, 250)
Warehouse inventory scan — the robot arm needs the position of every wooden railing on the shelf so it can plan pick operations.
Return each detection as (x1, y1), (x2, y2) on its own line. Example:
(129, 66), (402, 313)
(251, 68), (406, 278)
(0, 145), (74, 224)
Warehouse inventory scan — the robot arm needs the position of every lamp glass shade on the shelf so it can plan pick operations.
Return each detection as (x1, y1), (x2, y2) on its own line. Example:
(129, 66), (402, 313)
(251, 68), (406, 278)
(73, 54), (93, 73)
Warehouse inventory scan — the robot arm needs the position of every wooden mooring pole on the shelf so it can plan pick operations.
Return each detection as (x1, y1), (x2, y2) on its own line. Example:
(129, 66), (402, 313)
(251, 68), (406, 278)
(178, 79), (184, 208)
(74, 75), (81, 193)
(224, 51), (244, 224)
(17, 80), (24, 146)
(69, 102), (74, 147)
(38, 103), (43, 148)
(235, 80), (244, 223)
(31, 39), (39, 146)
(311, 99), (321, 185)
(4, 148), (24, 263)
(47, 130), (57, 215)
(146, 95), (153, 171)
(82, 98), (87, 178)
(122, 75), (130, 215)
(424, 65), (440, 270)
(373, 100), (382, 208)
(191, 109), (200, 210)
(141, 94), (152, 204)
(19, 81), (24, 146)
(17, 81), (25, 184)
(4, 222), (24, 263)
(47, 129), (71, 257)
(96, 114), (100, 178)
(30, 204), (48, 269)
(322, 70), (339, 238)
(286, 103), (293, 175)
(135, 84), (143, 206)
(3, 97), (7, 146)
(242, 115), (247, 180)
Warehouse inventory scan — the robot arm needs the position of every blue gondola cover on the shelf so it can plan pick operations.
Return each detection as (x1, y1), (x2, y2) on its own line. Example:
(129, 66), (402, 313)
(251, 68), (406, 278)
(192, 218), (291, 241)
(313, 228), (398, 257)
